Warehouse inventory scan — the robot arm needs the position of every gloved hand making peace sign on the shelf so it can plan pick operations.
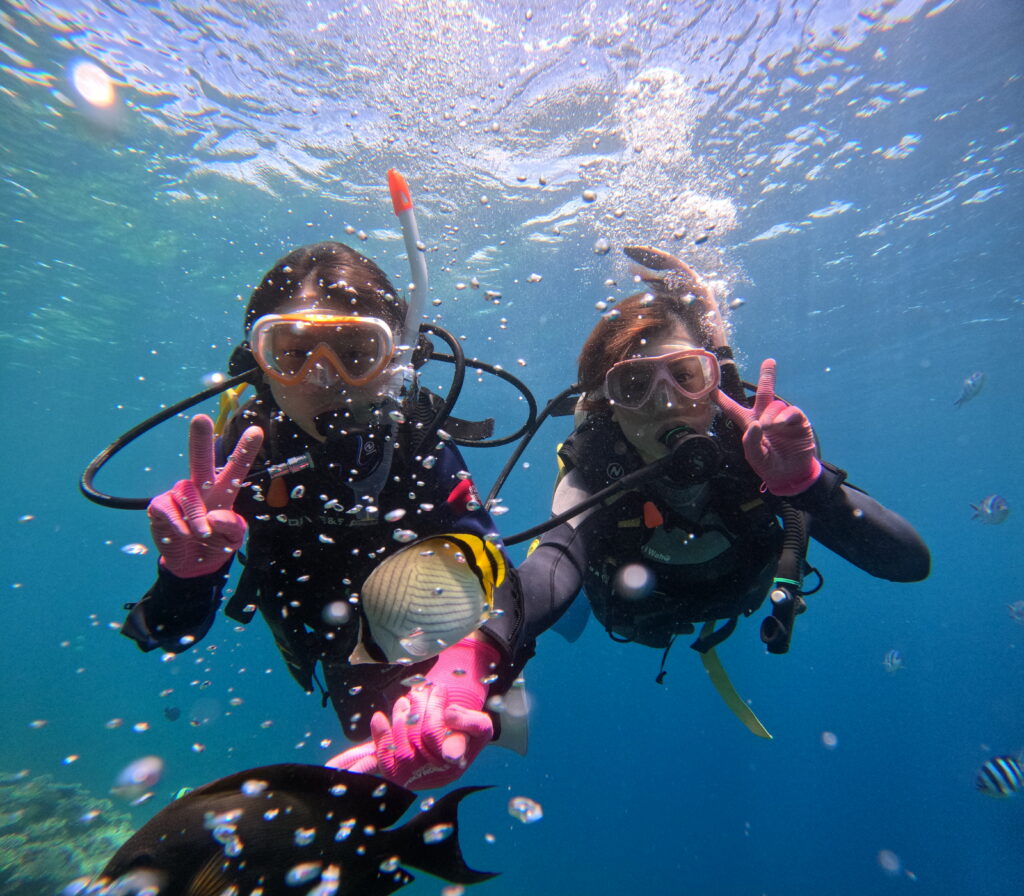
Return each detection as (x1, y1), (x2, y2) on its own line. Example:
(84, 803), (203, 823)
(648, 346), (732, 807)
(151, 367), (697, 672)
(147, 414), (264, 578)
(714, 359), (821, 497)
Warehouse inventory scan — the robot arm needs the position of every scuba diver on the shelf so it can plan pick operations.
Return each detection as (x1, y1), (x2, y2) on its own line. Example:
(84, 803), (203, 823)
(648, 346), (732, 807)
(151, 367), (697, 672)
(522, 248), (930, 723)
(113, 230), (533, 786)
(334, 246), (931, 781)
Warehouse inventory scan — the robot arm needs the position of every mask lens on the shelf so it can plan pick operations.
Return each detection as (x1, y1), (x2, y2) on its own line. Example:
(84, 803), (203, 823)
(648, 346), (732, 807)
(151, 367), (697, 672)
(331, 327), (389, 379)
(610, 363), (654, 407)
(267, 322), (316, 376)
(667, 354), (709, 396)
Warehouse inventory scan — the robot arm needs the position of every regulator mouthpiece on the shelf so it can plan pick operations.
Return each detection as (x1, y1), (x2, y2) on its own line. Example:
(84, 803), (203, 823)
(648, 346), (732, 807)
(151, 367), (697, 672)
(660, 428), (721, 486)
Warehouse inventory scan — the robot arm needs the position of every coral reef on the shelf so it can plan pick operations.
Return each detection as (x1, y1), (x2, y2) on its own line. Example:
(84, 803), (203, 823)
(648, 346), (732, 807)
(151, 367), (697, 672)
(0, 770), (133, 896)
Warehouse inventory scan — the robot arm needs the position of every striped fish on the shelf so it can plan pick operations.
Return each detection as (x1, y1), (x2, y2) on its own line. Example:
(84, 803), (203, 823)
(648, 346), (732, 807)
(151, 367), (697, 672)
(351, 533), (506, 665)
(883, 648), (904, 673)
(976, 755), (1024, 798)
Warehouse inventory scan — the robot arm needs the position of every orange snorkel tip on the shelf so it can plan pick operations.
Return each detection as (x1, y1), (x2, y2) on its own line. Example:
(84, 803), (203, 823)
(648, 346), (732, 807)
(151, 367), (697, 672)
(387, 168), (413, 215)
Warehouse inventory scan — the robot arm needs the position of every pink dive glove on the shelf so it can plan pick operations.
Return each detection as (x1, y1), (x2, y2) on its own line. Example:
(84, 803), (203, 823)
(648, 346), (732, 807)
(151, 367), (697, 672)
(147, 414), (264, 578)
(715, 358), (822, 496)
(328, 636), (500, 789)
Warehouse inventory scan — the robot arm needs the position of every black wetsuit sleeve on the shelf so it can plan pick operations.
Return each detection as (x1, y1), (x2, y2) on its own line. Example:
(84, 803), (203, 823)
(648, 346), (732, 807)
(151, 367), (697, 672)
(513, 466), (594, 641)
(425, 441), (533, 687)
(517, 522), (588, 642)
(121, 562), (232, 652)
(787, 463), (930, 582)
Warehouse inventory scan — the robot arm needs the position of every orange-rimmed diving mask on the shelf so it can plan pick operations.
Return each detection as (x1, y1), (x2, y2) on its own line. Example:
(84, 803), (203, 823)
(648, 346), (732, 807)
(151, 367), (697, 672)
(249, 312), (396, 388)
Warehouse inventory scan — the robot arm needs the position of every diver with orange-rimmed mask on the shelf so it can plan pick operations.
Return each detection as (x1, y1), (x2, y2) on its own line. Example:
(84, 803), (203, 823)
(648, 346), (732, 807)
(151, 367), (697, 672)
(118, 232), (532, 787)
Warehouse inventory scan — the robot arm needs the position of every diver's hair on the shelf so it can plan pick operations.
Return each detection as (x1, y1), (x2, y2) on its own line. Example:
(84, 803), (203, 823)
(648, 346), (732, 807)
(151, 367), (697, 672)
(577, 290), (711, 411)
(243, 242), (405, 334)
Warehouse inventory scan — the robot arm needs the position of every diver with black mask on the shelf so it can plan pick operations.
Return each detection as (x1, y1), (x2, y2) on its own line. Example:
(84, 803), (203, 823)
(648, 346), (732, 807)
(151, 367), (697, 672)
(107, 175), (534, 788)
(506, 247), (932, 737)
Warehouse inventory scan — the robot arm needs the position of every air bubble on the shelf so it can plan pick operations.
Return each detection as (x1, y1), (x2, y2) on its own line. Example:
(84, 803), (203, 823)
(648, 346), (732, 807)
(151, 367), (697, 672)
(423, 823), (454, 844)
(508, 796), (543, 823)
(294, 827), (316, 846)
(286, 861), (322, 885)
(614, 563), (655, 600)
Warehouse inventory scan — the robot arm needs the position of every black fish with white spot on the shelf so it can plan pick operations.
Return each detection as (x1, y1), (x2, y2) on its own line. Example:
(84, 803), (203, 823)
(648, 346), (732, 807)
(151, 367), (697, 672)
(72, 763), (495, 895)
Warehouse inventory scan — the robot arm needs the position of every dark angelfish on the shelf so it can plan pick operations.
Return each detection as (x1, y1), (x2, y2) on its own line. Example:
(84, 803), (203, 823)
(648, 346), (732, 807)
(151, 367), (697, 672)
(72, 763), (495, 896)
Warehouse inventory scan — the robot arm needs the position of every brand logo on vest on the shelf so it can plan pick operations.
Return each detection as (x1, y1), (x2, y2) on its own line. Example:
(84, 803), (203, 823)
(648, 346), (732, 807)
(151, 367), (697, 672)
(641, 545), (672, 562)
(606, 461), (625, 480)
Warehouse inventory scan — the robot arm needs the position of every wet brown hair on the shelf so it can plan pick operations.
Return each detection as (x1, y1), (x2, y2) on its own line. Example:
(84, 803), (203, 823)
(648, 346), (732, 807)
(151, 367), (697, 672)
(243, 241), (405, 334)
(577, 290), (713, 409)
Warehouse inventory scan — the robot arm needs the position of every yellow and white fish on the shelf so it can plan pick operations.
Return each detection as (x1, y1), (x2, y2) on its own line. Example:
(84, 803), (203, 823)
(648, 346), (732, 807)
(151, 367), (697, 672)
(350, 533), (506, 665)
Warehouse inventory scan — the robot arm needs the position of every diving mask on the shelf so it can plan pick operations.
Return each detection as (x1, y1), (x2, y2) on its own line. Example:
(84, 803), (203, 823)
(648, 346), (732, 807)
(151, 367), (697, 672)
(250, 312), (396, 388)
(605, 349), (720, 410)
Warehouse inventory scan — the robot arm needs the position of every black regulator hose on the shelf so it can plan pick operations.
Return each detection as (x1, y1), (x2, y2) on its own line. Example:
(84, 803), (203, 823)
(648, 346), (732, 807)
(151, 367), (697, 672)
(79, 370), (258, 511)
(484, 383), (579, 508)
(423, 322), (538, 450)
(760, 502), (809, 655)
(500, 429), (721, 547)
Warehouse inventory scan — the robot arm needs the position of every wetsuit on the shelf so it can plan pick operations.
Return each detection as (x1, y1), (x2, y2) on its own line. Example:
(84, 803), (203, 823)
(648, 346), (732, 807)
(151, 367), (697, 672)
(122, 390), (528, 740)
(517, 411), (930, 649)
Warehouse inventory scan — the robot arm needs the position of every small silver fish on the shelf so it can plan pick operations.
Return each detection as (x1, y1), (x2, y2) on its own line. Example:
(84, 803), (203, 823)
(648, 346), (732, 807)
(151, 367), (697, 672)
(883, 649), (904, 673)
(954, 371), (985, 407)
(1007, 600), (1024, 623)
(971, 494), (1010, 525)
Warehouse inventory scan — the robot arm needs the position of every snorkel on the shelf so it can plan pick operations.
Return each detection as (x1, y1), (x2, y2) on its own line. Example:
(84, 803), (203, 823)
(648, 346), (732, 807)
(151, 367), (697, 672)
(388, 168), (429, 395)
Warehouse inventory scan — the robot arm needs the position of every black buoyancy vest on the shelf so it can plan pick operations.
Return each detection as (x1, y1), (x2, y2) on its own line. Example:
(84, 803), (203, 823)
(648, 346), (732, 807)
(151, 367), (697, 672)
(220, 391), (447, 691)
(559, 413), (783, 649)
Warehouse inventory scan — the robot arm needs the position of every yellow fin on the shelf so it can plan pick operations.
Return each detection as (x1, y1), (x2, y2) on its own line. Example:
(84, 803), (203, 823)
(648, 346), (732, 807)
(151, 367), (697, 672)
(442, 533), (505, 609)
(480, 538), (507, 591)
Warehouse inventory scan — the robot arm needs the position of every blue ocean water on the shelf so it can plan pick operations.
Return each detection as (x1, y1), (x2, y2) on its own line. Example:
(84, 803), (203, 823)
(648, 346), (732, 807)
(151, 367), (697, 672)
(1, 0), (1022, 893)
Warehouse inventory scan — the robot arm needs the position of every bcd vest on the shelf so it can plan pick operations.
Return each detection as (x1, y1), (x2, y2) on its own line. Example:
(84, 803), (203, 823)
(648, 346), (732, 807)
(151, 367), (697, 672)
(559, 413), (783, 649)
